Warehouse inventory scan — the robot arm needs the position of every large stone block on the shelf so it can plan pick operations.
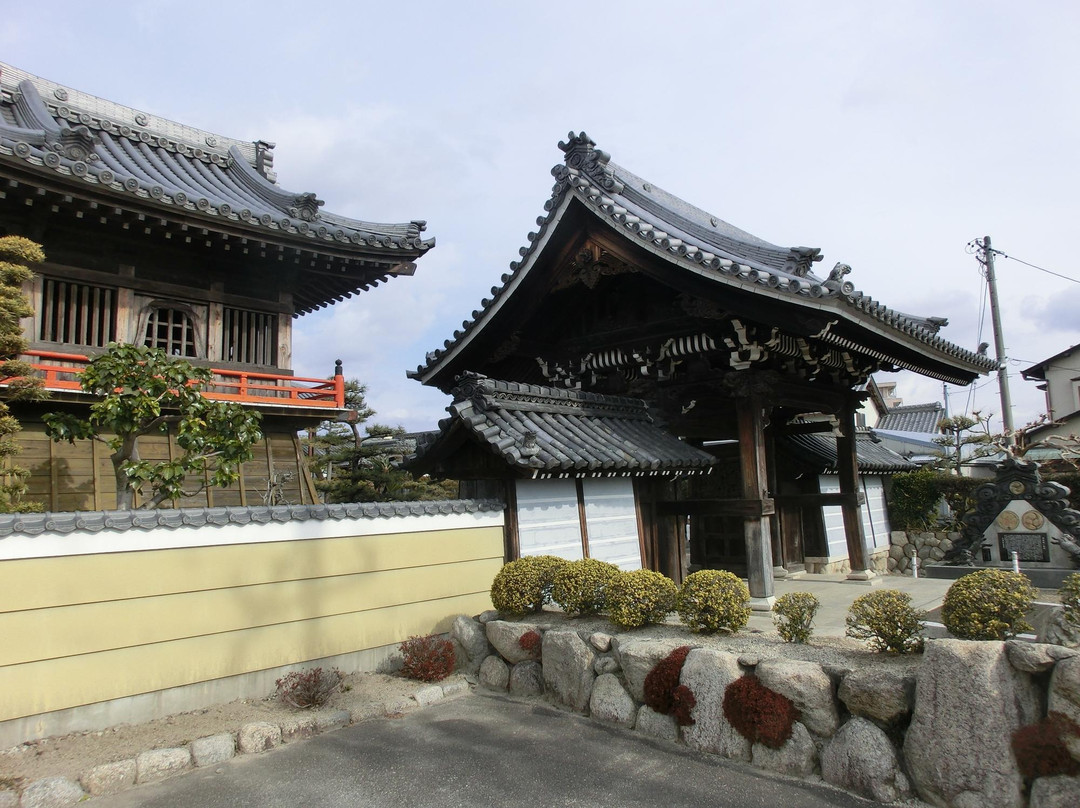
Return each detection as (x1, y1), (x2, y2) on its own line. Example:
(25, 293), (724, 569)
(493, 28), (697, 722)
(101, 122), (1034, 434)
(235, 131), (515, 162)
(486, 620), (542, 664)
(635, 705), (679, 742)
(589, 673), (636, 728)
(135, 747), (192, 783)
(190, 733), (236, 766)
(756, 658), (838, 737)
(80, 759), (136, 796)
(19, 776), (85, 807)
(903, 640), (1040, 808)
(752, 720), (817, 778)
(1030, 775), (1080, 808)
(479, 654), (510, 691)
(237, 722), (281, 754)
(451, 615), (490, 672)
(509, 660), (544, 697)
(542, 630), (596, 712)
(1048, 654), (1080, 759)
(679, 648), (750, 761)
(616, 638), (690, 703)
(822, 717), (909, 803)
(838, 669), (914, 726)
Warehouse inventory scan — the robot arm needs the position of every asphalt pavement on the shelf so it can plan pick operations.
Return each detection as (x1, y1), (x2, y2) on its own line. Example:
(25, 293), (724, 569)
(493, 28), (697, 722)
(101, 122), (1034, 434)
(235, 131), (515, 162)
(89, 693), (879, 808)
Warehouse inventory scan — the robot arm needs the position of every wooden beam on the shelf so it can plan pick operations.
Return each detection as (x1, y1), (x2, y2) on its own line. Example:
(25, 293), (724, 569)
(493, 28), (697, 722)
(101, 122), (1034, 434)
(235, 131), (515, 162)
(780, 420), (837, 436)
(737, 395), (775, 605)
(775, 492), (865, 507)
(836, 400), (875, 580)
(656, 498), (776, 517)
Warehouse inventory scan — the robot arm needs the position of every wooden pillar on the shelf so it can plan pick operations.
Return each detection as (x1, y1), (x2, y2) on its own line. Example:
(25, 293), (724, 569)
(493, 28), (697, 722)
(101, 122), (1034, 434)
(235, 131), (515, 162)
(837, 401), (877, 583)
(736, 395), (775, 609)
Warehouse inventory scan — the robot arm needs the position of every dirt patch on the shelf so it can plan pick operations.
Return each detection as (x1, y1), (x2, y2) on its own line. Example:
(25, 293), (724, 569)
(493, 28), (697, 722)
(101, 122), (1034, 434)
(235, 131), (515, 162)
(0, 671), (428, 788)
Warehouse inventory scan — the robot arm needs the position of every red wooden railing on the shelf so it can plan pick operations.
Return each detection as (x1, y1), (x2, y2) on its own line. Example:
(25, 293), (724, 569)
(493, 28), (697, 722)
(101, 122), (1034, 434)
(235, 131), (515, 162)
(7, 350), (346, 409)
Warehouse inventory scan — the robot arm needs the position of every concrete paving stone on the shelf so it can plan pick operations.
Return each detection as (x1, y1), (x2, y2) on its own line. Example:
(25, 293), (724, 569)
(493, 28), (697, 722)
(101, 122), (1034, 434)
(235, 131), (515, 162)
(190, 733), (235, 766)
(135, 748), (191, 783)
(237, 722), (281, 754)
(314, 709), (351, 732)
(18, 776), (85, 807)
(413, 685), (444, 707)
(81, 759), (136, 796)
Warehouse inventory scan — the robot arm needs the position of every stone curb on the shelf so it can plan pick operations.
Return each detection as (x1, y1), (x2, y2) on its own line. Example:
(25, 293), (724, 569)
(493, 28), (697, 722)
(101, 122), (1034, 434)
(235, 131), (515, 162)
(4, 675), (471, 805)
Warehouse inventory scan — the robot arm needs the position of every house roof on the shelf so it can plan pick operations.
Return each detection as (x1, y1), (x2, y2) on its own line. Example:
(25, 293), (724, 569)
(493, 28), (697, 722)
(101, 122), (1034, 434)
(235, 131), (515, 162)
(1020, 344), (1080, 382)
(0, 62), (433, 315)
(875, 402), (945, 434)
(411, 373), (718, 477)
(409, 132), (995, 388)
(782, 429), (918, 474)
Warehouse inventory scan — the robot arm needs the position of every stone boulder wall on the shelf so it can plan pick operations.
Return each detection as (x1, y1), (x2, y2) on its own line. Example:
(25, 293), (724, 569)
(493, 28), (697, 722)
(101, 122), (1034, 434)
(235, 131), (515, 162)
(485, 620), (543, 664)
(541, 630), (596, 712)
(679, 648), (750, 761)
(904, 640), (1041, 808)
(480, 616), (1080, 808)
(755, 659), (839, 738)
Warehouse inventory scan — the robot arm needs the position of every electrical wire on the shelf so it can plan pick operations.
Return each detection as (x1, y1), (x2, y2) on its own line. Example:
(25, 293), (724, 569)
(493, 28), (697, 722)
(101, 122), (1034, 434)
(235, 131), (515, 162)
(994, 251), (1080, 285)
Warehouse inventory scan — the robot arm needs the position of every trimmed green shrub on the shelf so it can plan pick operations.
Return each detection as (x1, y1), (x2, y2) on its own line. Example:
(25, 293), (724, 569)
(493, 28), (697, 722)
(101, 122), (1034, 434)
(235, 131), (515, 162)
(606, 569), (678, 628)
(551, 558), (620, 616)
(845, 589), (925, 653)
(1060, 572), (1080, 628)
(489, 555), (569, 614)
(941, 569), (1037, 640)
(675, 569), (751, 634)
(887, 468), (943, 531)
(772, 592), (820, 644)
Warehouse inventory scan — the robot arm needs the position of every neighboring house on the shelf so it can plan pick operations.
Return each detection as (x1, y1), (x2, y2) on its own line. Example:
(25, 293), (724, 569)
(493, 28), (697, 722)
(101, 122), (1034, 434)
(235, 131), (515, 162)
(1021, 344), (1080, 442)
(0, 63), (432, 509)
(873, 401), (946, 464)
(407, 131), (994, 601)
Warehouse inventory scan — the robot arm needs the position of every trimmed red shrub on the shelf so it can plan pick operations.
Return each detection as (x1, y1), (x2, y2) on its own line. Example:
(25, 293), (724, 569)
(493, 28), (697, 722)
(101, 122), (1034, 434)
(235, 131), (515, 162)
(275, 667), (344, 709)
(400, 634), (456, 682)
(643, 645), (696, 726)
(518, 629), (542, 657)
(722, 675), (800, 749)
(1011, 712), (1080, 779)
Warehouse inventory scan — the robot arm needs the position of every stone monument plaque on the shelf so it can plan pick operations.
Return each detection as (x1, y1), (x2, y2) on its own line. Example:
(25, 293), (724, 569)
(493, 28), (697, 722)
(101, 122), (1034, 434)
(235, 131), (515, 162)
(998, 533), (1050, 563)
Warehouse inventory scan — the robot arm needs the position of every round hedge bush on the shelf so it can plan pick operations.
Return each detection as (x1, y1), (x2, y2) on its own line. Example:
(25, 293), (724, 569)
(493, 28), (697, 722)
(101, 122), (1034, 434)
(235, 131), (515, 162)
(489, 555), (569, 615)
(675, 569), (751, 633)
(941, 568), (1037, 640)
(551, 558), (620, 616)
(1060, 572), (1080, 629)
(845, 589), (925, 653)
(772, 591), (820, 644)
(606, 569), (678, 628)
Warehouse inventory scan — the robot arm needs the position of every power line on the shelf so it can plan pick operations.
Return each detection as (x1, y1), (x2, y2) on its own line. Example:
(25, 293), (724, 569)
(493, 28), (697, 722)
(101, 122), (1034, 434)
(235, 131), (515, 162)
(991, 248), (1080, 285)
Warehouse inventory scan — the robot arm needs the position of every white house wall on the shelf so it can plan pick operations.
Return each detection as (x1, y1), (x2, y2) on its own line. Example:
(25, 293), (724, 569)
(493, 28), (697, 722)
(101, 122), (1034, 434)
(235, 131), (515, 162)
(819, 475), (891, 561)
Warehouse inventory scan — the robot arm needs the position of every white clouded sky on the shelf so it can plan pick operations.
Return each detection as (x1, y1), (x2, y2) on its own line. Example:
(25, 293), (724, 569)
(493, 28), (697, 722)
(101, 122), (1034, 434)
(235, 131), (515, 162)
(6, 1), (1079, 433)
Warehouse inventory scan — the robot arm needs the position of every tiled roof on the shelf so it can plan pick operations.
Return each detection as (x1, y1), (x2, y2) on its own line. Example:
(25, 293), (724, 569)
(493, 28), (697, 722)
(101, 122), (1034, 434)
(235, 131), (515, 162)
(413, 373), (717, 476)
(782, 430), (917, 474)
(875, 403), (945, 434)
(0, 63), (433, 315)
(0, 499), (503, 537)
(410, 131), (996, 386)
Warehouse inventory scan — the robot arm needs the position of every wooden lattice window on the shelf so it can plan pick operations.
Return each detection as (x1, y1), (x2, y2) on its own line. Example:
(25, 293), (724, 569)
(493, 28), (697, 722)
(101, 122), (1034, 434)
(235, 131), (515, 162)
(144, 307), (198, 357)
(38, 278), (117, 347)
(222, 307), (277, 366)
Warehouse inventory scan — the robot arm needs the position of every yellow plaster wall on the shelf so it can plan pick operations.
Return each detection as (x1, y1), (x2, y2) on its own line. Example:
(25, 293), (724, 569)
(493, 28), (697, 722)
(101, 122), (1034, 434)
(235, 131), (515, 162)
(0, 525), (503, 723)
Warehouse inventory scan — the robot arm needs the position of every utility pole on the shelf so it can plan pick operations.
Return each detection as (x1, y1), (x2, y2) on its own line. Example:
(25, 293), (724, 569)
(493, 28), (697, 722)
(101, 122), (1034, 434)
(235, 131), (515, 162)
(979, 236), (1015, 445)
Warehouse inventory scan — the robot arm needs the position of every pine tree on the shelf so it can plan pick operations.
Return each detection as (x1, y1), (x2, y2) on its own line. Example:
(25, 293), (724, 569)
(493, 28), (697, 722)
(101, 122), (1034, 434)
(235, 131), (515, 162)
(0, 236), (46, 512)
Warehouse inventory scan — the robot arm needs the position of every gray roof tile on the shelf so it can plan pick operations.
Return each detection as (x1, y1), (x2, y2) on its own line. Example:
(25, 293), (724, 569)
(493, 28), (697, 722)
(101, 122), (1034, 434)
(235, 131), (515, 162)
(0, 500), (504, 537)
(782, 430), (917, 474)
(413, 373), (717, 476)
(411, 131), (996, 385)
(0, 63), (433, 314)
(876, 403), (945, 434)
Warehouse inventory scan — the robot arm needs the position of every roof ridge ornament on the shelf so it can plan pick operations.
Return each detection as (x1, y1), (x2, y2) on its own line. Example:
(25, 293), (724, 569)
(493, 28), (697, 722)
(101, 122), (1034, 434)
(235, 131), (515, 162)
(557, 131), (625, 194)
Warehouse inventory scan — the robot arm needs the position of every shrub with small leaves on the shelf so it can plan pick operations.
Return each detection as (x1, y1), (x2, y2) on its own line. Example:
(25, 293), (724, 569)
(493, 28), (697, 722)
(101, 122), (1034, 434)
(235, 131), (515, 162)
(275, 667), (344, 709)
(518, 629), (542, 657)
(675, 570), (751, 634)
(722, 675), (800, 749)
(399, 634), (456, 682)
(1058, 572), (1080, 629)
(1011, 712), (1080, 779)
(552, 558), (620, 616)
(489, 555), (569, 614)
(845, 589), (925, 653)
(941, 569), (1037, 641)
(606, 569), (678, 628)
(773, 592), (819, 644)
(643, 645), (695, 725)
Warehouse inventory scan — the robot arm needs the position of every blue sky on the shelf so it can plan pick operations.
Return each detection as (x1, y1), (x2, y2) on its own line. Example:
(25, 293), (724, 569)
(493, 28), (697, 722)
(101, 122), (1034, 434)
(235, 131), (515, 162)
(5, 1), (1079, 433)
